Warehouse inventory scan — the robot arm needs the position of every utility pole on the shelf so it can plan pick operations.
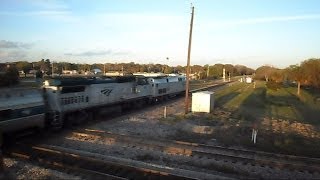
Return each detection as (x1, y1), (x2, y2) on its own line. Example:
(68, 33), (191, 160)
(104, 63), (106, 75)
(52, 61), (54, 76)
(185, 5), (194, 114)
(223, 68), (226, 82)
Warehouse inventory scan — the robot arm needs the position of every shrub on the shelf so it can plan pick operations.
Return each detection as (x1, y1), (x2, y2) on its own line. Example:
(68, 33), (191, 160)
(0, 67), (19, 87)
(266, 81), (282, 90)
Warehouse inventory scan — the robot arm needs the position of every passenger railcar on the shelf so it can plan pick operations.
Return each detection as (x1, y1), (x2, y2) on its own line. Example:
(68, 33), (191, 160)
(0, 88), (45, 133)
(147, 75), (186, 101)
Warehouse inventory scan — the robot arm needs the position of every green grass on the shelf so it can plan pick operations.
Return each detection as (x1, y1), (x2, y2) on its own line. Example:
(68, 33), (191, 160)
(213, 81), (320, 125)
(207, 81), (320, 157)
(214, 82), (266, 122)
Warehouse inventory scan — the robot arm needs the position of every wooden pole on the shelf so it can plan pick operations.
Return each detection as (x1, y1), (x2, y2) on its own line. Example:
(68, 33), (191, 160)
(52, 61), (54, 76)
(185, 5), (194, 114)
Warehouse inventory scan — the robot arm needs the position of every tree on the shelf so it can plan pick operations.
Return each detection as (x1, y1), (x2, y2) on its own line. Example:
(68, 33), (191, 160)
(164, 66), (174, 74)
(255, 65), (277, 81)
(287, 65), (304, 96)
(207, 64), (224, 78)
(300, 59), (320, 89)
(270, 69), (284, 83)
(35, 70), (43, 78)
(16, 61), (32, 77)
(0, 66), (19, 87)
(234, 65), (247, 75)
(36, 59), (51, 74)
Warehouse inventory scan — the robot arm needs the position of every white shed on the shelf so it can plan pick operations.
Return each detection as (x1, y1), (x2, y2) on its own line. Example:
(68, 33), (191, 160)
(246, 77), (252, 83)
(192, 91), (214, 113)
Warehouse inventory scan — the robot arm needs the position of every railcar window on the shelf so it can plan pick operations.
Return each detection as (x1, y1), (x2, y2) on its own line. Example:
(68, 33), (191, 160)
(136, 78), (148, 85)
(0, 109), (11, 121)
(158, 88), (167, 94)
(0, 106), (45, 121)
(21, 109), (31, 115)
(14, 106), (45, 118)
(61, 98), (64, 105)
(61, 86), (85, 94)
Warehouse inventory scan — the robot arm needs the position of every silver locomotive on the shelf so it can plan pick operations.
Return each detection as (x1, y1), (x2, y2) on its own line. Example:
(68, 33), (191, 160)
(0, 75), (185, 133)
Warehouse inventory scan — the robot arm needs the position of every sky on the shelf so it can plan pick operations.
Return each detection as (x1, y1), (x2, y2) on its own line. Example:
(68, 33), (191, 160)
(0, 0), (320, 69)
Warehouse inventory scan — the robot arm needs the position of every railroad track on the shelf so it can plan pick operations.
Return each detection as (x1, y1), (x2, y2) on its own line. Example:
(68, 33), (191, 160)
(4, 141), (231, 180)
(190, 80), (232, 93)
(4, 130), (237, 179)
(67, 129), (320, 178)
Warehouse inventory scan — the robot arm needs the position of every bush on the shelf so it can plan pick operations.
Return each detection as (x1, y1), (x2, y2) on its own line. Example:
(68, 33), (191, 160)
(266, 81), (282, 90)
(0, 67), (19, 87)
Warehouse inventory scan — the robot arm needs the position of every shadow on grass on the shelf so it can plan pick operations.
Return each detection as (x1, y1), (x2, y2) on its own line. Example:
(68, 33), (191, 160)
(265, 93), (302, 122)
(285, 89), (320, 126)
(215, 92), (240, 108)
(255, 131), (320, 158)
(231, 87), (266, 123)
(206, 87), (268, 148)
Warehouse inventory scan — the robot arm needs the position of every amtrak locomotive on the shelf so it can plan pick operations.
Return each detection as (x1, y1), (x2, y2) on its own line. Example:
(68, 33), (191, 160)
(0, 75), (185, 133)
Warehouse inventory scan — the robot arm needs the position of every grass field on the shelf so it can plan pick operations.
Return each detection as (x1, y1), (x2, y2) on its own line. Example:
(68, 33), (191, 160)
(188, 81), (320, 157)
(215, 81), (320, 125)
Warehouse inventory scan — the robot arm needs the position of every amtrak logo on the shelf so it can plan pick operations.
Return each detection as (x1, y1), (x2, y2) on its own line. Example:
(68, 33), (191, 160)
(101, 88), (113, 96)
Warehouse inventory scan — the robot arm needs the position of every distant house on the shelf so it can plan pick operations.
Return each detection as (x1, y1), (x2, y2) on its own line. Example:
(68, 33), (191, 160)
(62, 70), (78, 75)
(133, 72), (166, 77)
(29, 70), (38, 74)
(105, 71), (130, 76)
(91, 68), (102, 75)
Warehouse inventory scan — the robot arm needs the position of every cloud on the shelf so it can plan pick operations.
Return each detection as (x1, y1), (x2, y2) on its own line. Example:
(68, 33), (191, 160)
(0, 11), (69, 17)
(64, 49), (131, 57)
(0, 0), (70, 16)
(0, 50), (28, 62)
(0, 10), (78, 22)
(94, 13), (186, 30)
(205, 14), (320, 29)
(29, 0), (69, 10)
(0, 40), (33, 49)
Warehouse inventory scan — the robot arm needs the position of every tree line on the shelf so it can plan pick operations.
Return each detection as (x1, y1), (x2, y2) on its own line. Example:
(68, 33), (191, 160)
(0, 59), (254, 87)
(10, 59), (255, 78)
(255, 58), (320, 95)
(2, 58), (319, 90)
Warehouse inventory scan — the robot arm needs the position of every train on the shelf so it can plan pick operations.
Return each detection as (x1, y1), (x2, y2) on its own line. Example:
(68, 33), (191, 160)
(0, 75), (186, 134)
